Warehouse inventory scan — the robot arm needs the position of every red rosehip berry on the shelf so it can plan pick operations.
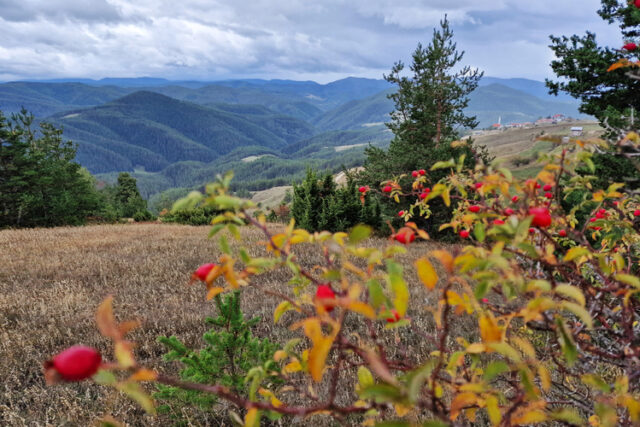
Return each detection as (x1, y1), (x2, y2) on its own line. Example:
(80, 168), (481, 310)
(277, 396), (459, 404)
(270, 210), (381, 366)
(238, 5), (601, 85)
(529, 227), (536, 234)
(589, 217), (597, 223)
(529, 207), (552, 228)
(544, 192), (553, 199)
(624, 42), (637, 51)
(595, 211), (605, 219)
(383, 185), (393, 193)
(613, 201), (619, 206)
(598, 208), (606, 215)
(543, 184), (553, 191)
(469, 205), (481, 213)
(474, 182), (483, 189)
(315, 285), (336, 312)
(535, 182), (541, 189)
(394, 228), (415, 244)
(359, 186), (368, 193)
(386, 309), (401, 323)
(411, 171), (419, 178)
(418, 169), (426, 176)
(398, 210), (405, 217)
(493, 219), (505, 225)
(194, 263), (216, 281)
(511, 196), (519, 203)
(52, 346), (102, 381)
(481, 298), (489, 304)
(635, 0), (640, 8)
(459, 230), (470, 238)
(558, 229), (567, 237)
(593, 226), (602, 231)
(504, 208), (514, 216)
(419, 192), (428, 200)
(634, 209), (640, 217)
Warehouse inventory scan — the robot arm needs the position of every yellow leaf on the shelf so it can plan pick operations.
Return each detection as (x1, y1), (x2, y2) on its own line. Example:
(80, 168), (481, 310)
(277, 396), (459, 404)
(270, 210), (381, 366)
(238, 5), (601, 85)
(479, 314), (502, 343)
(555, 284), (586, 306)
(450, 392), (477, 421)
(538, 365), (551, 392)
(486, 395), (501, 425)
(283, 360), (302, 374)
(129, 368), (157, 382)
(563, 247), (590, 264)
(466, 343), (486, 354)
(206, 286), (224, 300)
(303, 318), (339, 382)
(512, 410), (547, 424)
(346, 301), (376, 319)
(115, 341), (136, 369)
(416, 257), (438, 290)
(394, 404), (412, 417)
(274, 301), (294, 323)
(244, 408), (259, 427)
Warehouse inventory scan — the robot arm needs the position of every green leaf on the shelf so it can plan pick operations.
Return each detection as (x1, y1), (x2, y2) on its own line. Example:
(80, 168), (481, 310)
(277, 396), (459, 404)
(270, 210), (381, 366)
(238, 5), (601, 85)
(474, 222), (486, 243)
(116, 382), (156, 414)
(358, 366), (375, 389)
(349, 224), (372, 244)
(208, 224), (226, 238)
(563, 246), (590, 263)
(92, 370), (117, 385)
(581, 374), (611, 393)
(430, 159), (455, 170)
(550, 408), (584, 426)
(406, 360), (436, 403)
(387, 260), (409, 317)
(358, 384), (405, 403)
(556, 318), (578, 366)
(615, 273), (640, 289)
(219, 235), (231, 255)
(483, 360), (510, 382)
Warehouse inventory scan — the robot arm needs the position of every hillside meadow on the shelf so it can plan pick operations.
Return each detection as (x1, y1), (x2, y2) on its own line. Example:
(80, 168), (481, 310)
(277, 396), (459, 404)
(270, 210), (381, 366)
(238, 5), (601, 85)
(0, 223), (457, 426)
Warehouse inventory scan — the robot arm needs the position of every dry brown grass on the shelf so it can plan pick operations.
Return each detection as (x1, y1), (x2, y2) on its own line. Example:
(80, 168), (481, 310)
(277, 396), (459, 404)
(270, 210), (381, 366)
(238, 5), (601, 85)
(0, 223), (467, 426)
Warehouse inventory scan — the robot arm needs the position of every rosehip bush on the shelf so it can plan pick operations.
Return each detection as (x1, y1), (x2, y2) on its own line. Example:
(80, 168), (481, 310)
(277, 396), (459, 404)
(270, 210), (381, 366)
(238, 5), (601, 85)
(47, 132), (640, 426)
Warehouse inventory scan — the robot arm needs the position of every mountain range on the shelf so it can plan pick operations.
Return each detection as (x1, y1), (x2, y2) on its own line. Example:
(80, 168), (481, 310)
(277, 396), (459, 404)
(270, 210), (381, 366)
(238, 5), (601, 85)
(0, 76), (588, 199)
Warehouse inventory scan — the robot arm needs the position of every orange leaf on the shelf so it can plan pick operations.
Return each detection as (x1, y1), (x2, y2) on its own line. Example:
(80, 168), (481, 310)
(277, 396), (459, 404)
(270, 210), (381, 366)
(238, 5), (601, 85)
(129, 368), (158, 382)
(206, 287), (224, 300)
(303, 318), (339, 382)
(430, 250), (454, 273)
(96, 296), (120, 340)
(450, 392), (478, 421)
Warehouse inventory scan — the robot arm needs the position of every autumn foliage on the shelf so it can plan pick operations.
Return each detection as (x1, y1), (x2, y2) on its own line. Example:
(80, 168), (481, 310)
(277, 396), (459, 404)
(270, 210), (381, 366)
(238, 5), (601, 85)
(44, 126), (640, 426)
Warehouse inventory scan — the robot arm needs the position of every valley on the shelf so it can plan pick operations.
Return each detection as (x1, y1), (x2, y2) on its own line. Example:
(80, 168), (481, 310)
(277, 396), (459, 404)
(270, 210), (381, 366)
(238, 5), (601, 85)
(0, 76), (590, 207)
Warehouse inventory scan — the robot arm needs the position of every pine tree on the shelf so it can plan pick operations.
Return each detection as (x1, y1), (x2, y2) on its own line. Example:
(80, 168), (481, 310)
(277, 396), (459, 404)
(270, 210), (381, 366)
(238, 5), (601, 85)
(360, 16), (486, 239)
(547, 1), (640, 128)
(156, 291), (280, 420)
(114, 172), (148, 218)
(0, 109), (103, 228)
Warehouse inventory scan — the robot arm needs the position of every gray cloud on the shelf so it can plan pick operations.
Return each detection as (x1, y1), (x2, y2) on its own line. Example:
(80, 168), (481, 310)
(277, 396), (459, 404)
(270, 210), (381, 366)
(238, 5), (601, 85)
(0, 0), (625, 83)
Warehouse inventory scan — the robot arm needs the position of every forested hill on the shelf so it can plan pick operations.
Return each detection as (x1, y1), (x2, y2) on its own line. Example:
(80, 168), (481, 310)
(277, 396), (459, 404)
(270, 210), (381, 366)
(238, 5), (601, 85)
(48, 91), (316, 173)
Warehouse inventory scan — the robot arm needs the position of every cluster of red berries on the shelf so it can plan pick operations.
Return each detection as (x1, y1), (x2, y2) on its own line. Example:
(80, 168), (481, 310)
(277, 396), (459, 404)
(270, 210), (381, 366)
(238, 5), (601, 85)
(411, 169), (426, 178)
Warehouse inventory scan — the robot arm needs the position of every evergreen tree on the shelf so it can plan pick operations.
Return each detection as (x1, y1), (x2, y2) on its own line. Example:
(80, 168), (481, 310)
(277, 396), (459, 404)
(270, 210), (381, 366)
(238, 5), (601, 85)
(0, 109), (103, 228)
(114, 172), (148, 218)
(155, 291), (280, 422)
(547, 0), (640, 129)
(291, 171), (381, 232)
(360, 16), (485, 239)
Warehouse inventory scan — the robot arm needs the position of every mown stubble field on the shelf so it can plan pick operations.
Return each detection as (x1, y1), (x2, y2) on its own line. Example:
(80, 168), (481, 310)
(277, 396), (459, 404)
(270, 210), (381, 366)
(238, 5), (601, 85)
(0, 223), (459, 426)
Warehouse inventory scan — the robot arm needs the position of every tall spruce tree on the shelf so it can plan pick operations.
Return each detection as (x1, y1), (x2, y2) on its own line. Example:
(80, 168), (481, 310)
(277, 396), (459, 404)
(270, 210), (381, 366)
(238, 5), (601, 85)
(360, 16), (484, 239)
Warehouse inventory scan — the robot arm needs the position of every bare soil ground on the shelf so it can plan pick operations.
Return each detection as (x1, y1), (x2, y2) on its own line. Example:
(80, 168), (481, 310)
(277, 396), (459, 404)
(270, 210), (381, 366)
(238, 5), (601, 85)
(0, 223), (458, 426)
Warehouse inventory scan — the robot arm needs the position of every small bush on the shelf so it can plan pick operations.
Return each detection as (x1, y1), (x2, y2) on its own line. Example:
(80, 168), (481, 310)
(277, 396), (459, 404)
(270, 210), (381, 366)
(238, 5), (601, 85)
(160, 206), (221, 226)
(133, 210), (156, 222)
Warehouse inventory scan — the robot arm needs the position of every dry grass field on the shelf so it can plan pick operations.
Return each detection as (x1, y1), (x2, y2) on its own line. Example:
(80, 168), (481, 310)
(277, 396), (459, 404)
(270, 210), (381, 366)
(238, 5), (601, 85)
(0, 223), (459, 426)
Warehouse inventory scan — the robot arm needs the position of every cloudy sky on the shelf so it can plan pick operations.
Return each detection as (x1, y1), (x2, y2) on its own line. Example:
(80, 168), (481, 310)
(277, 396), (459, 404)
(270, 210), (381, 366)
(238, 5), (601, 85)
(0, 0), (623, 83)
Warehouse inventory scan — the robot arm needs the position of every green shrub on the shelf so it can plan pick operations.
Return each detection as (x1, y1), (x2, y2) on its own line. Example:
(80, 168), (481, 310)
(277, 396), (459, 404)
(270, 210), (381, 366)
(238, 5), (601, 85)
(155, 291), (281, 421)
(133, 210), (156, 222)
(160, 206), (221, 226)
